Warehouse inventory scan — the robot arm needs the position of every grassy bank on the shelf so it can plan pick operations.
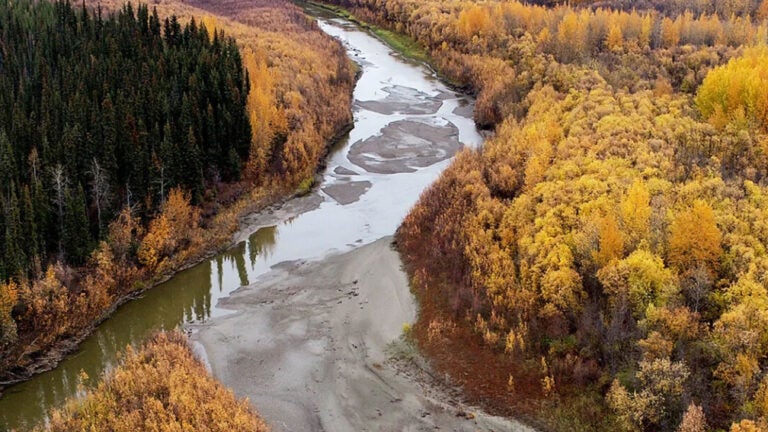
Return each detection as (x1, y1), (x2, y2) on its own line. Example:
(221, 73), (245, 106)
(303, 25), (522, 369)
(304, 1), (431, 65)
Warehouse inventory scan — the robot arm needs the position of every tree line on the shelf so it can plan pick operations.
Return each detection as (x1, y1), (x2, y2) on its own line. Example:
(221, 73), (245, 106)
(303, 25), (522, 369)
(530, 0), (768, 20)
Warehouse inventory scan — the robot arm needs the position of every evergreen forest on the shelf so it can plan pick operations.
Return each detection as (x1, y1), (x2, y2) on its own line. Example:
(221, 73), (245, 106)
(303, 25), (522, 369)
(0, 0), (250, 277)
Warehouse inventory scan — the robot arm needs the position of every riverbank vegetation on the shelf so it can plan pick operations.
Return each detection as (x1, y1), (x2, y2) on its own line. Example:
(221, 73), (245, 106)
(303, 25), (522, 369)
(317, 0), (768, 430)
(37, 331), (268, 432)
(307, 1), (431, 64)
(531, 0), (768, 20)
(0, 0), (353, 385)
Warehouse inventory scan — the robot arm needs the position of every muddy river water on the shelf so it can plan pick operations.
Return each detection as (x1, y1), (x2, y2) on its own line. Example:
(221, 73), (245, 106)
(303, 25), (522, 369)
(0, 9), (534, 431)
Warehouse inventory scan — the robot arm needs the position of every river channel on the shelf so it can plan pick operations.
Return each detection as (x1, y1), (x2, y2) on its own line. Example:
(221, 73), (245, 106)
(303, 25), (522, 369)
(0, 8), (494, 431)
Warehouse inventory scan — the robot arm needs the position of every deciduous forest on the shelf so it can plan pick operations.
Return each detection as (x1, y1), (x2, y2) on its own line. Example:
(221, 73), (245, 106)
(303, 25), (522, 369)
(311, 0), (768, 430)
(0, 0), (353, 385)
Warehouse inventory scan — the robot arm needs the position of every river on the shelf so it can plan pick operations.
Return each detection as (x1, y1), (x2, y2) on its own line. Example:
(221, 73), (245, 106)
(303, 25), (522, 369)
(0, 7), (527, 431)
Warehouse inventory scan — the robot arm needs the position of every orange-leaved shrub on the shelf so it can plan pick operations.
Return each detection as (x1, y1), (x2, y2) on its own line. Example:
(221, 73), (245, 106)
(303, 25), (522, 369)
(40, 331), (268, 432)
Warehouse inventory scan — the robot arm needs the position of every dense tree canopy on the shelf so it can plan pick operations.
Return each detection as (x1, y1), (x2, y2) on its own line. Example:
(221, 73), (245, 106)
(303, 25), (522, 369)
(696, 46), (768, 132)
(0, 0), (250, 275)
(530, 0), (767, 19)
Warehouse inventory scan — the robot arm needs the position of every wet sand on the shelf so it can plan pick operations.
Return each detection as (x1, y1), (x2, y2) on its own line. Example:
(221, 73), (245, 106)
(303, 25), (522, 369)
(452, 102), (475, 119)
(356, 85), (444, 115)
(233, 193), (324, 244)
(193, 238), (533, 432)
(322, 180), (371, 205)
(348, 119), (461, 174)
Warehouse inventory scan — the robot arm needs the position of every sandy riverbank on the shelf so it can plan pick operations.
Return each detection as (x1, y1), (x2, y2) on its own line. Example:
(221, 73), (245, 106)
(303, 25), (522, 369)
(192, 237), (534, 432)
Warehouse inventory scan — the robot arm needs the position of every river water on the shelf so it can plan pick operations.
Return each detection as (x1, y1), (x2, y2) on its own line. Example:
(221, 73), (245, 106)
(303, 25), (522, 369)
(0, 8), (482, 431)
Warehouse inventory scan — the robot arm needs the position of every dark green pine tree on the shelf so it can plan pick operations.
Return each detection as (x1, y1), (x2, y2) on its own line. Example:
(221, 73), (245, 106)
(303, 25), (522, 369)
(29, 155), (51, 266)
(0, 131), (16, 192)
(183, 126), (204, 202)
(3, 186), (26, 279)
(158, 121), (177, 202)
(0, 194), (5, 281)
(20, 185), (39, 274)
(63, 185), (92, 266)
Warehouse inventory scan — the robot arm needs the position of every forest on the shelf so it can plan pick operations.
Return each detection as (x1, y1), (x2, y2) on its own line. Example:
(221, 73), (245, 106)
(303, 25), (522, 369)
(0, 0), (353, 385)
(315, 0), (768, 430)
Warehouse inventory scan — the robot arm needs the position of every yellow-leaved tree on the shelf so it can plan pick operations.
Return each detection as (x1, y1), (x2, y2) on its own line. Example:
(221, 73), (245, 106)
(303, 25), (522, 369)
(713, 277), (768, 407)
(668, 200), (722, 275)
(677, 403), (707, 432)
(138, 188), (200, 274)
(620, 180), (651, 247)
(457, 5), (491, 40)
(594, 214), (625, 266)
(607, 358), (690, 431)
(605, 22), (624, 52)
(21, 267), (70, 347)
(42, 332), (268, 432)
(730, 420), (767, 432)
(598, 249), (678, 318)
(0, 280), (18, 346)
(696, 46), (768, 131)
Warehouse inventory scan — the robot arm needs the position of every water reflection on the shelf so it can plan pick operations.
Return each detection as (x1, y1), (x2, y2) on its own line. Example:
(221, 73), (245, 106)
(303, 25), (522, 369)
(0, 226), (280, 431)
(212, 226), (277, 295)
(248, 226), (278, 275)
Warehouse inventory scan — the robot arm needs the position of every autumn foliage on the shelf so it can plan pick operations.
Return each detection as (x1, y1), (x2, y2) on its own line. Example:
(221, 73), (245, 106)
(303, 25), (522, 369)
(305, 0), (768, 430)
(39, 331), (268, 432)
(396, 67), (768, 431)
(696, 46), (768, 132)
(327, 0), (768, 129)
(159, 0), (357, 186)
(533, 0), (764, 19)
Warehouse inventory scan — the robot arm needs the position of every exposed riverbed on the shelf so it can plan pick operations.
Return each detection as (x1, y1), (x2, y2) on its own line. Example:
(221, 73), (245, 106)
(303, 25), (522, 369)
(0, 8), (532, 432)
(192, 13), (533, 432)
